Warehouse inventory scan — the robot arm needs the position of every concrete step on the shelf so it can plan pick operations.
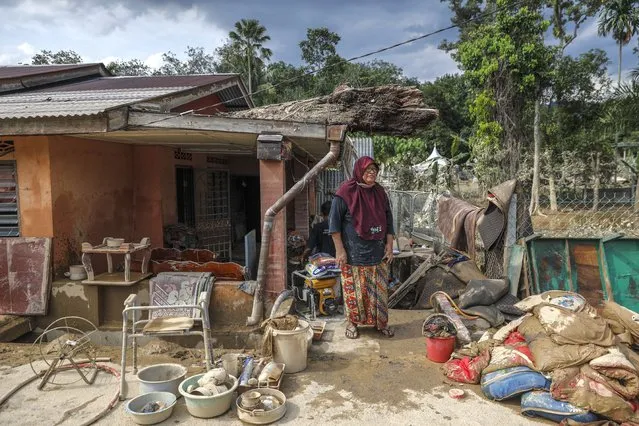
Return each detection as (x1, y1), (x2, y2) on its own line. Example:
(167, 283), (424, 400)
(0, 315), (35, 342)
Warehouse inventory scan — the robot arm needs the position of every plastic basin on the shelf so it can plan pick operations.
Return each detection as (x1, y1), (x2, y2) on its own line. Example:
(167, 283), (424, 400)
(178, 373), (238, 418)
(125, 391), (177, 425)
(137, 363), (187, 397)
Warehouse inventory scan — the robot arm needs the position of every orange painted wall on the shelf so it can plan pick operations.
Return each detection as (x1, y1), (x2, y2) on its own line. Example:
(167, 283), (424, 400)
(14, 137), (54, 237)
(48, 136), (135, 277)
(132, 145), (173, 245)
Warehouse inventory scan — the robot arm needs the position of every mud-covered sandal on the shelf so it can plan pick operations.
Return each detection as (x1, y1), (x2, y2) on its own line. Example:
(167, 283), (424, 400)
(345, 323), (359, 339)
(379, 328), (394, 338)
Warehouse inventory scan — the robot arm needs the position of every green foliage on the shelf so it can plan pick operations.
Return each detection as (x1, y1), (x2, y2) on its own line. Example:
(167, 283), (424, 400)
(228, 18), (273, 94)
(299, 27), (341, 69)
(106, 59), (151, 76)
(153, 47), (217, 75)
(31, 49), (82, 65)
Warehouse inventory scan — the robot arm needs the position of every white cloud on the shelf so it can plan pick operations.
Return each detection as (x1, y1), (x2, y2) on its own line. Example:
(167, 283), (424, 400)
(0, 2), (227, 66)
(144, 52), (165, 69)
(17, 42), (35, 56)
(385, 44), (459, 82)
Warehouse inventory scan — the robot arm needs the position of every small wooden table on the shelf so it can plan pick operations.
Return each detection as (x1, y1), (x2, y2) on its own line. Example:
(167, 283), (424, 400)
(81, 237), (152, 286)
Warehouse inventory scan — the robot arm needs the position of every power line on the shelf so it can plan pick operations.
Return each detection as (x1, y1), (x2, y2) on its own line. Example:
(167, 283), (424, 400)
(130, 0), (528, 128)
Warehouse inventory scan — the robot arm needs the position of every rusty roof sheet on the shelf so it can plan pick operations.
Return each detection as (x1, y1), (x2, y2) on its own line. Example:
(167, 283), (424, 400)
(0, 63), (104, 79)
(0, 87), (192, 119)
(39, 75), (236, 92)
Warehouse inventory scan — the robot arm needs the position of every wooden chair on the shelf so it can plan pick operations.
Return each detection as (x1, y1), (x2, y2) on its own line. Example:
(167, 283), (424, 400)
(120, 272), (214, 399)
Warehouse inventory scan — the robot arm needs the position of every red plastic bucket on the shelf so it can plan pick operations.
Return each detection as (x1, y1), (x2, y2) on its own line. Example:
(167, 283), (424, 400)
(426, 336), (456, 363)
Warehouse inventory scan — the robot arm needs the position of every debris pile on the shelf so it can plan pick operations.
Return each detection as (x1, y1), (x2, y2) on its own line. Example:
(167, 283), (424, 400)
(442, 291), (639, 424)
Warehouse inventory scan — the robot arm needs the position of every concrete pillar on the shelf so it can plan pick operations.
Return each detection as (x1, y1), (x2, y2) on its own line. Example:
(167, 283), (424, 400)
(259, 159), (287, 297)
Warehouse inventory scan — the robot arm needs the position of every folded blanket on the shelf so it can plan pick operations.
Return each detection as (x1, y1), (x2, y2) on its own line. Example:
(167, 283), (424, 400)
(590, 348), (639, 400)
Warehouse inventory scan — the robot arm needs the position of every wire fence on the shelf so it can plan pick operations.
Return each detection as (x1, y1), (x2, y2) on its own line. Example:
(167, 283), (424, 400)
(389, 184), (639, 240)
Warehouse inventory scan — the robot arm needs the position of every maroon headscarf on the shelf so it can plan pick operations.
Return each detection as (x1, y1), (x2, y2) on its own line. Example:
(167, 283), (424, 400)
(335, 156), (389, 240)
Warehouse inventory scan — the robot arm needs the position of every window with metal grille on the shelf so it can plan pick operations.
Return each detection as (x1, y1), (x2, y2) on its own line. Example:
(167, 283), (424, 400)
(0, 161), (19, 237)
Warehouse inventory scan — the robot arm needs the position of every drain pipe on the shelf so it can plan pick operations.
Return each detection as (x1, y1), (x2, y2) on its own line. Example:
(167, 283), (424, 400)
(247, 134), (344, 326)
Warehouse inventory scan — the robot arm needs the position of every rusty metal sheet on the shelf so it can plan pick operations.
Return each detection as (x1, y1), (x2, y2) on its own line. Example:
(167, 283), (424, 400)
(0, 238), (52, 315)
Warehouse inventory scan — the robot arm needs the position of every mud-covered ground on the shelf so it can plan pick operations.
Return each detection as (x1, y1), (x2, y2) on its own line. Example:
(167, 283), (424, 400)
(0, 310), (546, 425)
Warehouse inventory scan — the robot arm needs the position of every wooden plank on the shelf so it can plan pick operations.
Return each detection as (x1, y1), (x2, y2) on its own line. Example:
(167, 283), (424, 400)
(81, 271), (152, 286)
(521, 249), (532, 298)
(244, 230), (257, 280)
(507, 244), (525, 296)
(598, 239), (615, 302)
(565, 239), (574, 292)
(431, 293), (472, 345)
(388, 257), (434, 308)
(0, 237), (52, 315)
(528, 240), (541, 294)
(0, 315), (35, 342)
(128, 111), (328, 141)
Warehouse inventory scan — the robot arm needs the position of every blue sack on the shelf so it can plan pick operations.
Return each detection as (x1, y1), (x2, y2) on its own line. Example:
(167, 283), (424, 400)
(481, 366), (550, 401)
(521, 391), (600, 423)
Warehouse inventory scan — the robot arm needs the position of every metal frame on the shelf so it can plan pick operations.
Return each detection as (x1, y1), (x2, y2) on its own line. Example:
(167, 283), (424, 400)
(119, 287), (213, 400)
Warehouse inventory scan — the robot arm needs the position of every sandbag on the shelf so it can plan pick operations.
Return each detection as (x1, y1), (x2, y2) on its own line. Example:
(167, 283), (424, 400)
(530, 336), (608, 372)
(481, 366), (550, 401)
(458, 278), (508, 308)
(534, 304), (616, 347)
(551, 366), (638, 423)
(493, 314), (531, 342)
(521, 391), (600, 424)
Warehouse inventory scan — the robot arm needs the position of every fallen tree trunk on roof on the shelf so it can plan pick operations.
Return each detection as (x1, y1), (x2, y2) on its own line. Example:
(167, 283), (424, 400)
(227, 84), (439, 136)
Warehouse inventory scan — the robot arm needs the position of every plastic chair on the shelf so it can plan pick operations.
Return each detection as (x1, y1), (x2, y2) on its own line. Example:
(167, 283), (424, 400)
(120, 272), (214, 399)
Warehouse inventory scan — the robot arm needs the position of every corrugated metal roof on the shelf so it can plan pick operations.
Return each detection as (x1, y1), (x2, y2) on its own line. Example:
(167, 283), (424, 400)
(0, 87), (192, 119)
(350, 136), (375, 158)
(38, 75), (236, 92)
(0, 63), (104, 79)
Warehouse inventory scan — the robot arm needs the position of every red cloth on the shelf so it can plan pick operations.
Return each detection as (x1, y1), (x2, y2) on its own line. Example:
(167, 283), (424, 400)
(335, 156), (389, 240)
(443, 350), (491, 384)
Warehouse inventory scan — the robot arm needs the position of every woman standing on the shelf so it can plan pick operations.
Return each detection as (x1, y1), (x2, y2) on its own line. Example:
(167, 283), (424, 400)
(329, 156), (395, 339)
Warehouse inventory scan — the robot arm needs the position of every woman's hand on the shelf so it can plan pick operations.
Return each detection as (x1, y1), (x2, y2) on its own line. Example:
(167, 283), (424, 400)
(383, 244), (394, 264)
(336, 248), (347, 269)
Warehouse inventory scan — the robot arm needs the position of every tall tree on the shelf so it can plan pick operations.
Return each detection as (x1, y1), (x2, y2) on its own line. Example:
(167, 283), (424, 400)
(299, 27), (341, 69)
(229, 19), (272, 95)
(31, 49), (82, 65)
(597, 0), (639, 85)
(446, 1), (554, 187)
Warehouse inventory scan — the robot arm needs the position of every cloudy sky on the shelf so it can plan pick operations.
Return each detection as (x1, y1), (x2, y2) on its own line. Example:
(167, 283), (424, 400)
(0, 0), (636, 83)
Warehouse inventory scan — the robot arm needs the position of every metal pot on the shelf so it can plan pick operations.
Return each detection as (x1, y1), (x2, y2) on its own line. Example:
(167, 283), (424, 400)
(64, 265), (87, 281)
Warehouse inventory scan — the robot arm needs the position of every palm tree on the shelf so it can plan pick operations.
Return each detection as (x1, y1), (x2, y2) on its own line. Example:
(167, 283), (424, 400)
(597, 0), (639, 85)
(229, 19), (273, 95)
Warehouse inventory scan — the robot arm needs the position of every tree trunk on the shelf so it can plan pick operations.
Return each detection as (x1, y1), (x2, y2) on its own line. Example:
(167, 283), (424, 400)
(529, 98), (542, 215)
(247, 50), (253, 96)
(618, 41), (622, 87)
(592, 152), (601, 212)
(634, 175), (639, 212)
(549, 172), (558, 212)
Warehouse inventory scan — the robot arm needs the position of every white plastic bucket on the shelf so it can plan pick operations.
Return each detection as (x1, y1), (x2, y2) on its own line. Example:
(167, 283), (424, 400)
(272, 320), (310, 373)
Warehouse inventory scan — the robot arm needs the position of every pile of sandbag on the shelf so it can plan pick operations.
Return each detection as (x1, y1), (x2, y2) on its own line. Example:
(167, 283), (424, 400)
(443, 291), (639, 425)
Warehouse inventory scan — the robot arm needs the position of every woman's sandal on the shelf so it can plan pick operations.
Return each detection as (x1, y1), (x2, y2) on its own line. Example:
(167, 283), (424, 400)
(379, 328), (394, 338)
(345, 323), (359, 339)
